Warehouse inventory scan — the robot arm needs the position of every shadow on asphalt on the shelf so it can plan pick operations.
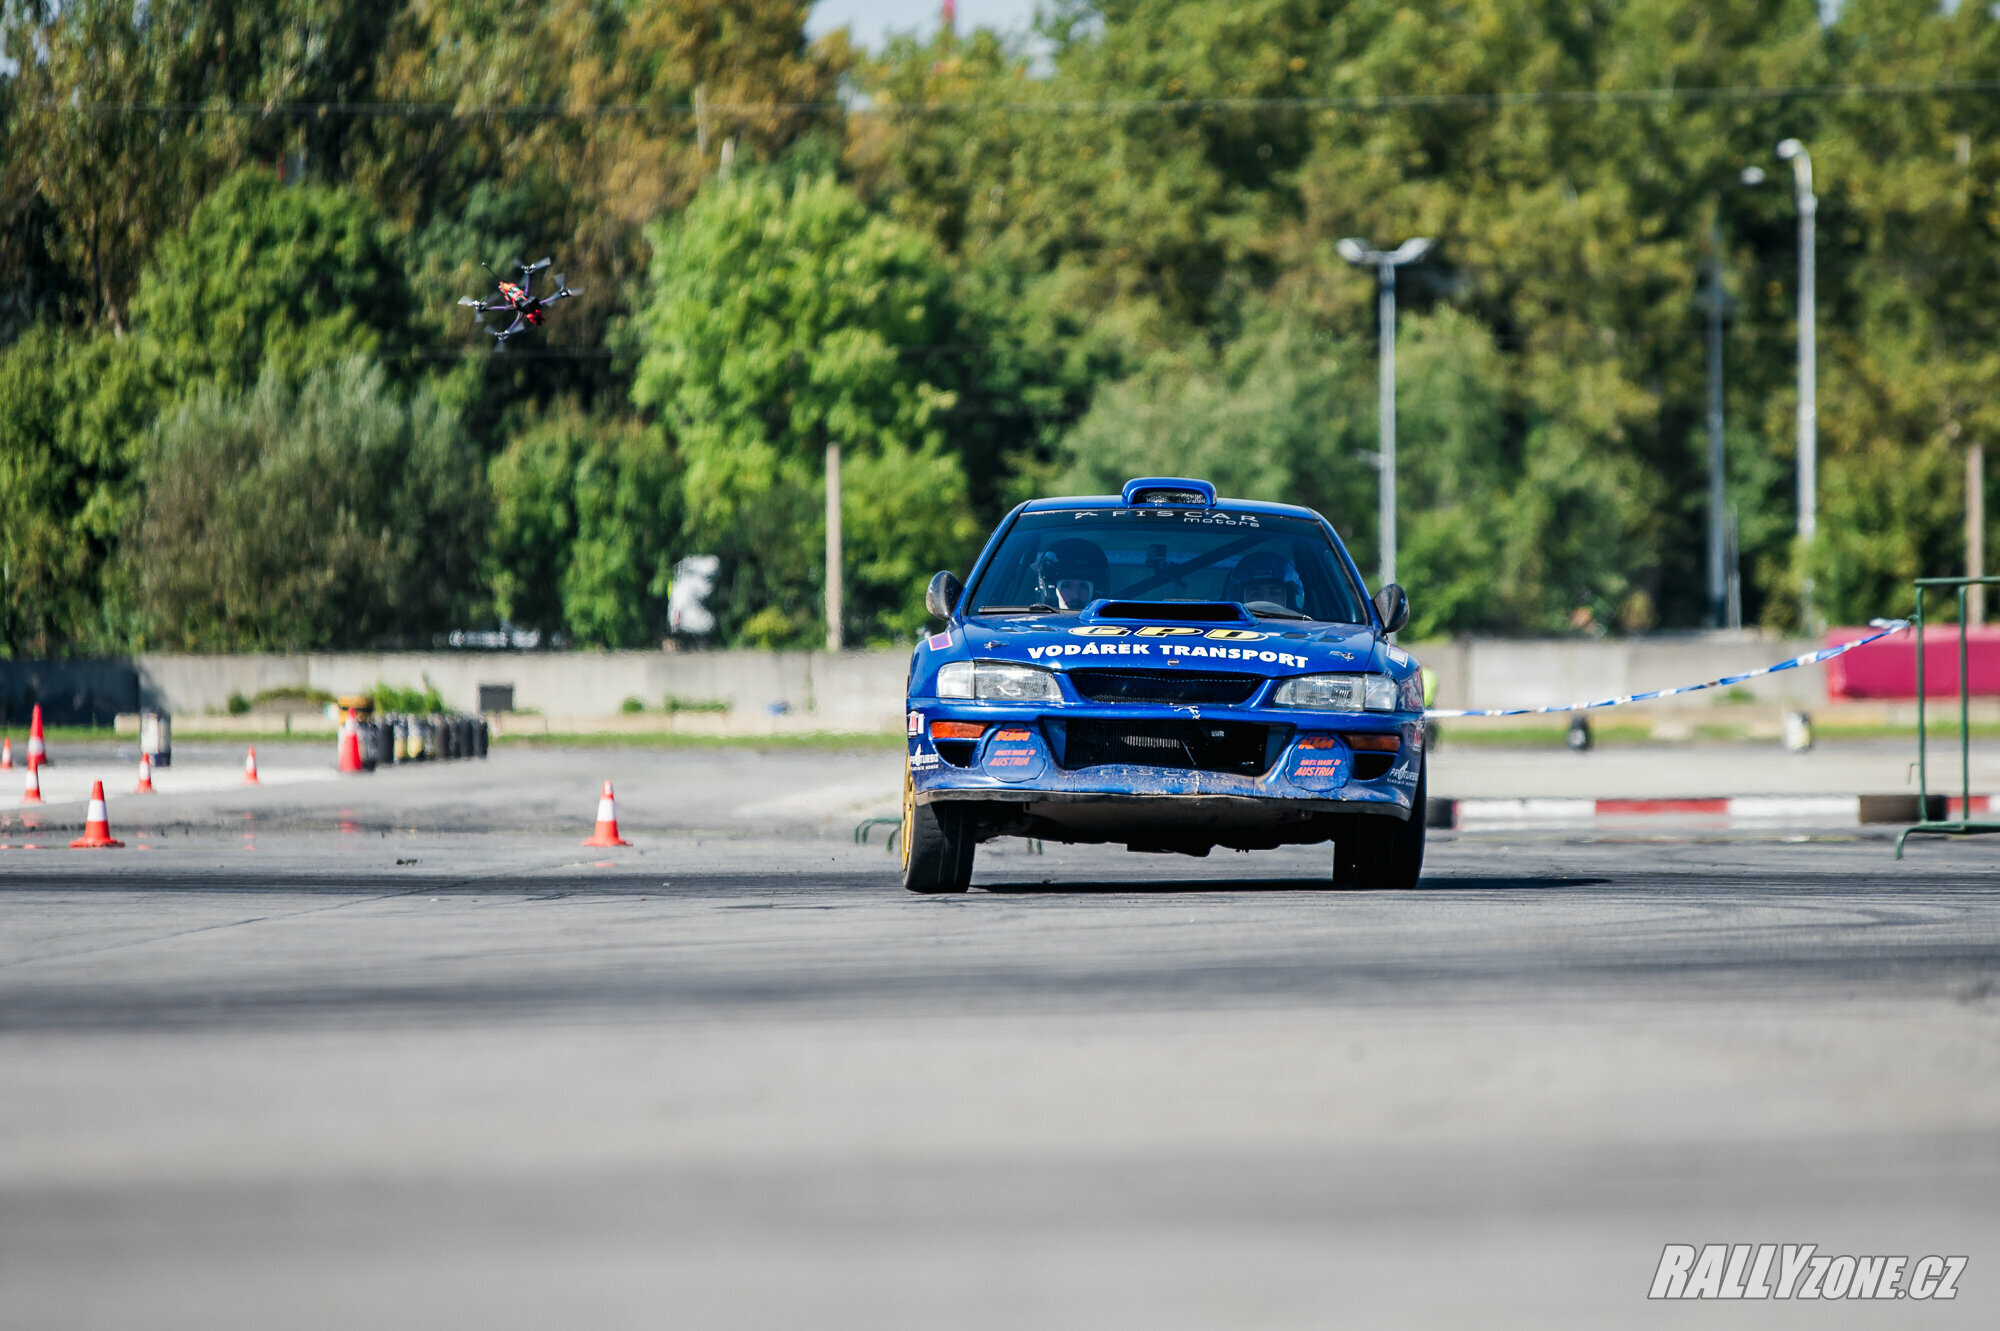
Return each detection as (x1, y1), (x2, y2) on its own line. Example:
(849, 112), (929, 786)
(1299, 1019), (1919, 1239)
(977, 875), (1611, 894)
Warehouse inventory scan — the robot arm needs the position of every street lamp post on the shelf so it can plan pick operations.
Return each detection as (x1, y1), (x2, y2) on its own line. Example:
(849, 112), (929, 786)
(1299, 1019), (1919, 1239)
(1337, 236), (1433, 589)
(1777, 138), (1818, 628)
(1704, 215), (1728, 628)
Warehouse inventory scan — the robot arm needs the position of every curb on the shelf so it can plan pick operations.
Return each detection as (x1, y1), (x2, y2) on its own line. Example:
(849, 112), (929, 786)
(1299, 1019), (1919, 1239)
(1428, 794), (1984, 830)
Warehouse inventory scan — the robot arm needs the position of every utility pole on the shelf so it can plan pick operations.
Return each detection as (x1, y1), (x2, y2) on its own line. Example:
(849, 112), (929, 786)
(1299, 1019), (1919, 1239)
(1705, 216), (1728, 628)
(1777, 139), (1818, 628)
(825, 442), (844, 651)
(1336, 236), (1433, 589)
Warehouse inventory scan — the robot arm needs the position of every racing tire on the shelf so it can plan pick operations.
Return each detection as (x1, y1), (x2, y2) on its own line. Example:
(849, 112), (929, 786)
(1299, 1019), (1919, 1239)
(902, 763), (974, 894)
(1339, 760), (1427, 890)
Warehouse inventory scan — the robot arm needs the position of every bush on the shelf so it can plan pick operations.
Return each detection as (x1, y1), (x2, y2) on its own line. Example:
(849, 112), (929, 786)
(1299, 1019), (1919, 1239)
(250, 686), (337, 710)
(373, 678), (447, 714)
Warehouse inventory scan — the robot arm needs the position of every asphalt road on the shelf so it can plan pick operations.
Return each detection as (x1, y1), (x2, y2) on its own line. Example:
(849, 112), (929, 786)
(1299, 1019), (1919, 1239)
(2, 745), (1997, 1329)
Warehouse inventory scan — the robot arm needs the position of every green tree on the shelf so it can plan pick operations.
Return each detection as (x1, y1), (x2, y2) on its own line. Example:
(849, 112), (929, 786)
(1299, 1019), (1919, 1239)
(1, 0), (393, 331)
(130, 168), (416, 392)
(487, 403), (684, 647)
(0, 328), (161, 654)
(123, 357), (484, 650)
(627, 172), (980, 644)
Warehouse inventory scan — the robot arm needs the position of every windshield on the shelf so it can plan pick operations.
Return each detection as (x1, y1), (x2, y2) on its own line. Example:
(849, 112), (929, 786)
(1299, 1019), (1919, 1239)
(967, 509), (1367, 623)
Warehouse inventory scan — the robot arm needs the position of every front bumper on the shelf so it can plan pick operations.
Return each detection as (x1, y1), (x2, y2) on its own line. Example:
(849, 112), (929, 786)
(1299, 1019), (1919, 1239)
(906, 701), (1423, 844)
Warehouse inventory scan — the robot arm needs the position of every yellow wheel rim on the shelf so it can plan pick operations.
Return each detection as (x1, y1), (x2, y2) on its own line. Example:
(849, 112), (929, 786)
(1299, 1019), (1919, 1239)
(900, 757), (915, 873)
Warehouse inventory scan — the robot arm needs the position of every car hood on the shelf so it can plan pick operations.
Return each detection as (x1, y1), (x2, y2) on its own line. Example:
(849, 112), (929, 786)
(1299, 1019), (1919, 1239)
(939, 612), (1387, 676)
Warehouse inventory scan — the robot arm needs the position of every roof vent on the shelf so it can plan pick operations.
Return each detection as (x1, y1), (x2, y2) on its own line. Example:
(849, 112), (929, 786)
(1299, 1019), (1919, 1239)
(1121, 477), (1216, 508)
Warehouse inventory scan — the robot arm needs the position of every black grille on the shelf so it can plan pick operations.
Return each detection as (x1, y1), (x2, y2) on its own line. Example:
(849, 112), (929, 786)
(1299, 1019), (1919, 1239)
(1068, 669), (1263, 706)
(1352, 752), (1396, 781)
(1060, 719), (1281, 776)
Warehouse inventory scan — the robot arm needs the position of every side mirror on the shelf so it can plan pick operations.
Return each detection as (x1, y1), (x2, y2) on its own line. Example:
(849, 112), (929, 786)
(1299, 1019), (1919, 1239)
(925, 570), (963, 622)
(1372, 583), (1410, 635)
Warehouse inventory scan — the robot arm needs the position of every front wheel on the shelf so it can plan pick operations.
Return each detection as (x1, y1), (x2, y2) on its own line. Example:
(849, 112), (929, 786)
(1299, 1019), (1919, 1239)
(902, 763), (974, 893)
(1337, 760), (1427, 890)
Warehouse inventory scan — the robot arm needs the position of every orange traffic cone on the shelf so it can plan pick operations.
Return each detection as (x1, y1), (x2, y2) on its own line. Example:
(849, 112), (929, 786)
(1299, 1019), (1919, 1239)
(337, 711), (365, 773)
(27, 703), (46, 771)
(1, 737), (12, 769)
(21, 763), (44, 805)
(70, 780), (123, 848)
(136, 753), (155, 794)
(243, 747), (261, 785)
(581, 781), (632, 847)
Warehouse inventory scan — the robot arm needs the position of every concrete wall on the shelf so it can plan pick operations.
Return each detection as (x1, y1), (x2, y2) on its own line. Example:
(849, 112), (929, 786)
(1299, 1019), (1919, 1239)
(9, 631), (1846, 735)
(1412, 631), (1825, 710)
(134, 649), (912, 733)
(0, 660), (140, 727)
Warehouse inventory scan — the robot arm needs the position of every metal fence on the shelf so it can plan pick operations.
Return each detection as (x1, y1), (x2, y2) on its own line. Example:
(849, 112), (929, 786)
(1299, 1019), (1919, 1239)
(1895, 576), (2000, 857)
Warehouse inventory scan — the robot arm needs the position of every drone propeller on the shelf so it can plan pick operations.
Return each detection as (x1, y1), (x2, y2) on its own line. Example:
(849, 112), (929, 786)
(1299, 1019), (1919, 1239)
(457, 296), (481, 308)
(525, 257), (552, 274)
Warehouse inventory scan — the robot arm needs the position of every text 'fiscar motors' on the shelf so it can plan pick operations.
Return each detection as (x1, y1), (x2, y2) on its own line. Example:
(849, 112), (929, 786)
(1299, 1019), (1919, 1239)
(902, 478), (1428, 892)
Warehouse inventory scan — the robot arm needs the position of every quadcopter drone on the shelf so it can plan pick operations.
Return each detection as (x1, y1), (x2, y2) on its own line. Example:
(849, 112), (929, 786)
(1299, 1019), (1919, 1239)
(457, 257), (578, 350)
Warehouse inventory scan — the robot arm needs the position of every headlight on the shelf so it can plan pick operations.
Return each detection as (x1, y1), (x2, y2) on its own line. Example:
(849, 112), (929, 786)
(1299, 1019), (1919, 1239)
(1271, 672), (1399, 712)
(935, 660), (1062, 703)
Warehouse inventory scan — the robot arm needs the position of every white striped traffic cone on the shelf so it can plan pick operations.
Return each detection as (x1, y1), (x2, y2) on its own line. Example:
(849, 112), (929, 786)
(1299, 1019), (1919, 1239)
(581, 781), (632, 847)
(243, 747), (261, 785)
(21, 763), (43, 805)
(27, 703), (46, 771)
(136, 752), (155, 794)
(70, 780), (123, 848)
(1, 737), (12, 769)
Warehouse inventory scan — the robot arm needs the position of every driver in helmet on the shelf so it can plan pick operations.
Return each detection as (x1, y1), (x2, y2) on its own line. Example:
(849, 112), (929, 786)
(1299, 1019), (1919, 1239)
(1226, 550), (1303, 615)
(1035, 538), (1110, 611)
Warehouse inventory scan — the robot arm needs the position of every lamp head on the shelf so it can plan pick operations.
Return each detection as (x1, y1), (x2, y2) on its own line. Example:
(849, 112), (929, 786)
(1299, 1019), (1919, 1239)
(1390, 236), (1435, 265)
(1739, 166), (1766, 186)
(1335, 237), (1372, 265)
(1776, 138), (1804, 162)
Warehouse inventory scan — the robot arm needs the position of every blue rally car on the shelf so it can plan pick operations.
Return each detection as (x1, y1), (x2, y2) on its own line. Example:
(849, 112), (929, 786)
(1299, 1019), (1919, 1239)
(901, 477), (1427, 892)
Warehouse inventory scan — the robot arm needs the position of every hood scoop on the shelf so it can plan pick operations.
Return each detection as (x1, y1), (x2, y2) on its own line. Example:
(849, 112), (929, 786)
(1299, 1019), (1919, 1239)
(1092, 600), (1250, 623)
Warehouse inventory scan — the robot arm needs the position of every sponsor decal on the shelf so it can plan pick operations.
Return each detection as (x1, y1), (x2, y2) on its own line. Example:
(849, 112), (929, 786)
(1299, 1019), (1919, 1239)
(987, 735), (1038, 768)
(911, 750), (941, 771)
(1086, 510), (1263, 525)
(1161, 643), (1308, 667)
(1026, 639), (1311, 667)
(1027, 625), (1316, 665)
(907, 710), (923, 736)
(1288, 733), (1348, 788)
(982, 726), (1045, 780)
(1386, 646), (1412, 666)
(926, 632), (952, 650)
(1029, 641), (1152, 660)
(1649, 1247), (1964, 1301)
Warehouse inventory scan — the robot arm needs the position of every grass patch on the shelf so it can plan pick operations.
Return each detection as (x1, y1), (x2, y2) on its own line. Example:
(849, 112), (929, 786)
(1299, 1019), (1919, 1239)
(13, 725), (331, 746)
(1813, 720), (2000, 741)
(1436, 723), (1652, 747)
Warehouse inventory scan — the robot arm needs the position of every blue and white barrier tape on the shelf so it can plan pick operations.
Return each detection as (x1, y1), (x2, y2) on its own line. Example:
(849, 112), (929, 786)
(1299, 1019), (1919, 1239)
(1423, 618), (1912, 719)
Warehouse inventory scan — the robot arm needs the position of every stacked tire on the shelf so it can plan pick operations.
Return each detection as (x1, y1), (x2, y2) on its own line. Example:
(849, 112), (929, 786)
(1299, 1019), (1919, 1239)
(369, 714), (490, 765)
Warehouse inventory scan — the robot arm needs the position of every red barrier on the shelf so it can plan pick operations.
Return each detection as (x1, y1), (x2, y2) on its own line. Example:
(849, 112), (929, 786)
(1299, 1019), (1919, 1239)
(1824, 625), (2000, 699)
